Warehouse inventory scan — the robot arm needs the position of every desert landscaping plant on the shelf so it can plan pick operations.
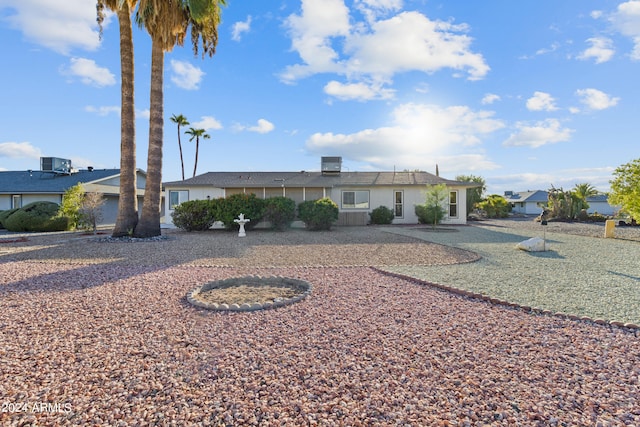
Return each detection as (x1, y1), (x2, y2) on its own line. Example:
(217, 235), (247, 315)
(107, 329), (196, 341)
(217, 193), (265, 231)
(370, 205), (394, 224)
(263, 197), (296, 231)
(415, 184), (448, 228)
(3, 201), (68, 232)
(476, 194), (511, 218)
(609, 157), (640, 222)
(171, 199), (217, 231)
(79, 192), (106, 233)
(298, 198), (339, 231)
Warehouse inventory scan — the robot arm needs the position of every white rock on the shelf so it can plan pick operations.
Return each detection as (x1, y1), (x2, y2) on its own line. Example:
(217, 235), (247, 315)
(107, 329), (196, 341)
(516, 237), (547, 252)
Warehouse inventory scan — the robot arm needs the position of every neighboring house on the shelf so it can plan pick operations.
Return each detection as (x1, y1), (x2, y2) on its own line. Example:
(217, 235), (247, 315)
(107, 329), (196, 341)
(584, 194), (619, 216)
(504, 190), (619, 216)
(163, 157), (478, 227)
(0, 157), (147, 226)
(503, 190), (549, 215)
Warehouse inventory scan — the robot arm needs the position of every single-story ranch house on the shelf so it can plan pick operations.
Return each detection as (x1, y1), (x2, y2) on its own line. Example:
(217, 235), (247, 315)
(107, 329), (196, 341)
(0, 157), (146, 226)
(504, 190), (619, 216)
(163, 157), (479, 227)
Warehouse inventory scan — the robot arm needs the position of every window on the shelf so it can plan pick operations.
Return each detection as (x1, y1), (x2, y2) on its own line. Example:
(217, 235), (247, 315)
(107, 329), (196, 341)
(342, 190), (369, 209)
(12, 195), (22, 209)
(449, 191), (458, 217)
(169, 190), (189, 209)
(394, 191), (403, 217)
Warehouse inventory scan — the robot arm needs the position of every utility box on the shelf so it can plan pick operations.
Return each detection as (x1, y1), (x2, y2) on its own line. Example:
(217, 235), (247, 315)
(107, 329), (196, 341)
(41, 157), (72, 174)
(604, 219), (615, 238)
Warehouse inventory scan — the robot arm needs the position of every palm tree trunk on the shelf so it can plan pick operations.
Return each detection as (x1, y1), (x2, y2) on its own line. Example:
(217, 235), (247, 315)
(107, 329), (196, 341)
(178, 125), (185, 180)
(112, 3), (138, 237)
(135, 41), (164, 238)
(193, 136), (199, 177)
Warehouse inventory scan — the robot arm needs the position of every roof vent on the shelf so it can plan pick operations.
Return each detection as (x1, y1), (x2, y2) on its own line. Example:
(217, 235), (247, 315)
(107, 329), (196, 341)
(40, 157), (73, 175)
(321, 156), (342, 175)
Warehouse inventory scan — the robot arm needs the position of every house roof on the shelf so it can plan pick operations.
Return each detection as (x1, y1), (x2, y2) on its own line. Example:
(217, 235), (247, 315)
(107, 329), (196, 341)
(0, 169), (123, 194)
(504, 190), (549, 203)
(164, 171), (474, 188)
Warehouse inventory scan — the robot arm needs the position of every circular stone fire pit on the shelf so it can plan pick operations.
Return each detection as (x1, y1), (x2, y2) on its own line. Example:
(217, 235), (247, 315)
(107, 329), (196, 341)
(187, 276), (312, 312)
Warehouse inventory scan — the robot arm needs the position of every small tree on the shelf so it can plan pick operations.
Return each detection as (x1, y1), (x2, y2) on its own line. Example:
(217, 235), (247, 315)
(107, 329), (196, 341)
(59, 183), (86, 230)
(609, 158), (640, 222)
(79, 192), (106, 233)
(416, 184), (448, 228)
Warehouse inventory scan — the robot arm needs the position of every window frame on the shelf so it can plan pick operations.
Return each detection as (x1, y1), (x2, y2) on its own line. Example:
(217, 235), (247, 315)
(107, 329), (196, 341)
(394, 190), (404, 218)
(169, 190), (189, 210)
(11, 195), (22, 209)
(341, 190), (370, 209)
(449, 190), (458, 218)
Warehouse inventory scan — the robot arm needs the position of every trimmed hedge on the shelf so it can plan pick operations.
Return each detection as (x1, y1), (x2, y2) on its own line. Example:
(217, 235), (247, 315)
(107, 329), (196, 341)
(4, 201), (69, 232)
(264, 196), (296, 231)
(298, 198), (339, 231)
(370, 205), (394, 224)
(171, 199), (217, 231)
(0, 208), (20, 229)
(215, 193), (265, 230)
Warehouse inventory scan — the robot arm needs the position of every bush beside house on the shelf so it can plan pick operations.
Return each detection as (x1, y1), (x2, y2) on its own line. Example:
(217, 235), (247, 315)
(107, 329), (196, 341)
(2, 201), (68, 232)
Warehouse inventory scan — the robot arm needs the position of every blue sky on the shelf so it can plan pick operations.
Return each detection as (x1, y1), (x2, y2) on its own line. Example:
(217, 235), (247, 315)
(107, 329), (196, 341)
(1, 0), (638, 195)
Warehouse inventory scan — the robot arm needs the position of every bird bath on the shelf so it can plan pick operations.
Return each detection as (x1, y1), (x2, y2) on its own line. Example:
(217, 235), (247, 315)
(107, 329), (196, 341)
(233, 213), (250, 237)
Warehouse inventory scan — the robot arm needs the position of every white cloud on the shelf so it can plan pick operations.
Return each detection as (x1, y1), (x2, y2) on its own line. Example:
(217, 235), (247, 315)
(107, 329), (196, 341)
(306, 103), (503, 172)
(610, 1), (640, 60)
(231, 15), (252, 41)
(281, 2), (488, 87)
(526, 91), (558, 111)
(62, 57), (116, 87)
(481, 93), (500, 105)
(0, 141), (42, 159)
(170, 60), (205, 90)
(137, 109), (150, 120)
(248, 119), (275, 134)
(590, 10), (604, 19)
(503, 119), (573, 148)
(577, 37), (615, 63)
(84, 105), (120, 116)
(0, 0), (101, 54)
(281, 0), (351, 82)
(354, 0), (403, 22)
(191, 116), (223, 131)
(575, 88), (620, 110)
(324, 80), (395, 101)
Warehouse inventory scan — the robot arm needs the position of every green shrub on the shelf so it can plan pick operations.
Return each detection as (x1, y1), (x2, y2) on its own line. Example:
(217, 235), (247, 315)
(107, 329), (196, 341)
(476, 195), (511, 218)
(298, 198), (339, 231)
(264, 197), (296, 231)
(216, 193), (265, 230)
(4, 201), (69, 232)
(59, 183), (85, 230)
(587, 212), (607, 223)
(415, 204), (445, 225)
(171, 199), (217, 231)
(370, 205), (394, 224)
(0, 208), (20, 229)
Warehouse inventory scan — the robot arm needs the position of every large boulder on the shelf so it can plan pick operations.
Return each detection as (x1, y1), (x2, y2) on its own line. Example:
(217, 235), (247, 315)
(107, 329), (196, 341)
(516, 237), (547, 252)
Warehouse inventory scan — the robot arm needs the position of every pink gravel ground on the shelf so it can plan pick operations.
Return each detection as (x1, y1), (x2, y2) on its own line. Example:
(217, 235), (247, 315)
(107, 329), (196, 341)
(1, 262), (639, 426)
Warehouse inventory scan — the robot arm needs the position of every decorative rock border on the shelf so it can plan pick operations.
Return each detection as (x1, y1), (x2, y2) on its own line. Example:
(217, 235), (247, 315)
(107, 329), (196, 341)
(186, 275), (312, 312)
(373, 267), (640, 333)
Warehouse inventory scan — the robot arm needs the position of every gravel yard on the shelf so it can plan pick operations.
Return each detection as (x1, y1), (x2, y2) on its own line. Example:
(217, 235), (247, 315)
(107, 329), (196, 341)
(1, 222), (639, 425)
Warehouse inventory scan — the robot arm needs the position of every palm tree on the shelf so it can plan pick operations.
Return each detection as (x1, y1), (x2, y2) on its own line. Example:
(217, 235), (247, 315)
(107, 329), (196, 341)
(185, 127), (210, 177)
(573, 183), (599, 200)
(133, 0), (225, 238)
(97, 0), (139, 237)
(170, 113), (189, 180)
